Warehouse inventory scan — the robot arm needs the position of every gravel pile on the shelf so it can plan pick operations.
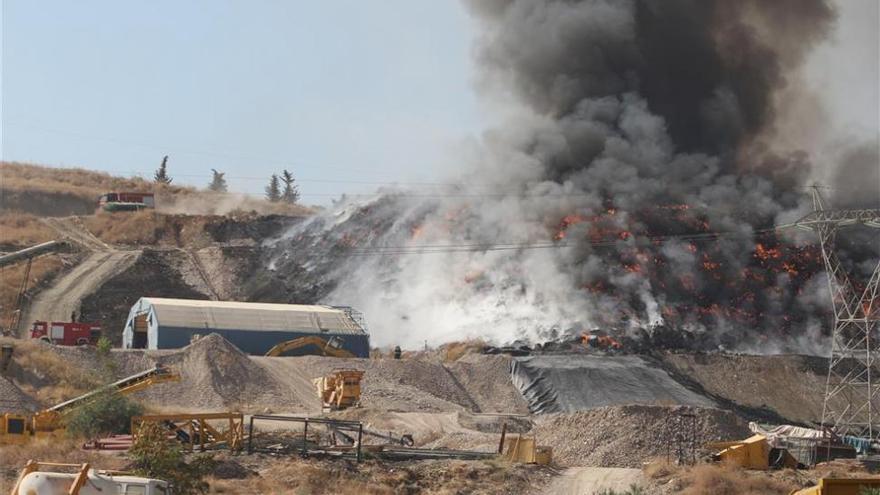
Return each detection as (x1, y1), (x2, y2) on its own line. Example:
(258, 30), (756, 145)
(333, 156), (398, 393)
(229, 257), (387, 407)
(254, 355), (485, 413)
(532, 405), (750, 468)
(135, 334), (290, 410)
(0, 376), (40, 412)
(446, 354), (530, 414)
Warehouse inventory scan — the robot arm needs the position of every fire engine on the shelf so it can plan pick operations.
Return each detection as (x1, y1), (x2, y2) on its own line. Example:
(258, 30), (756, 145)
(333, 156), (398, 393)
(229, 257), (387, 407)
(29, 321), (102, 346)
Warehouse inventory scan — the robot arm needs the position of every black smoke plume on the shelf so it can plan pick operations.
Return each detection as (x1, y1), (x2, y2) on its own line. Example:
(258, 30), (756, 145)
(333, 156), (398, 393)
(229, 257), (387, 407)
(255, 0), (880, 353)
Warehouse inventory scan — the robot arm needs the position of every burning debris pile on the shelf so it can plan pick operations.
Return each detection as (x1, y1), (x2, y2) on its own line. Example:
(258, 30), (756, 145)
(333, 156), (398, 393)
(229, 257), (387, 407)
(258, 0), (876, 352)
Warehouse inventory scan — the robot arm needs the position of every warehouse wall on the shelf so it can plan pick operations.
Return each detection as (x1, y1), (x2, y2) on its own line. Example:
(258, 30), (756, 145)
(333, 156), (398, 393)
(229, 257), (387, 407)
(152, 327), (370, 357)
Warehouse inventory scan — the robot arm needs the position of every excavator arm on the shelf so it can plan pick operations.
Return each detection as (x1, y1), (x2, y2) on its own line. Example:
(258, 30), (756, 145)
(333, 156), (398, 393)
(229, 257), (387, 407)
(265, 335), (355, 358)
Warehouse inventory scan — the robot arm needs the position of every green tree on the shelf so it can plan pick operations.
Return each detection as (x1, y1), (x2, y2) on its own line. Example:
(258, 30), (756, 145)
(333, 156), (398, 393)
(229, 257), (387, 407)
(129, 422), (215, 495)
(208, 169), (228, 192)
(65, 389), (144, 439)
(280, 169), (300, 204)
(265, 174), (281, 202)
(154, 155), (173, 184)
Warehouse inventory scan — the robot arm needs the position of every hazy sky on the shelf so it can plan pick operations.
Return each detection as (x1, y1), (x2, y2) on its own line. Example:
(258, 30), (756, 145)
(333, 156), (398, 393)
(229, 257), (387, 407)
(1, 1), (877, 203)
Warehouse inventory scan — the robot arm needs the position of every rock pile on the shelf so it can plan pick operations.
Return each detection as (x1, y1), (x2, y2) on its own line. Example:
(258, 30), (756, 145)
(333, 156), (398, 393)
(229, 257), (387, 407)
(0, 376), (40, 413)
(532, 405), (750, 468)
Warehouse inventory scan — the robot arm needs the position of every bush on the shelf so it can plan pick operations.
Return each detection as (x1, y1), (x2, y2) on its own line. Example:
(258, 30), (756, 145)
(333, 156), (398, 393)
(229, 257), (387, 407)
(65, 389), (144, 439)
(129, 422), (215, 495)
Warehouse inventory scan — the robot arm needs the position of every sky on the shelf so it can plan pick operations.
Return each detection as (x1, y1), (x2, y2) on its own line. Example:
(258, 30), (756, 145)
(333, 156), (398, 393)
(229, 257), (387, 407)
(0, 1), (485, 203)
(0, 1), (877, 204)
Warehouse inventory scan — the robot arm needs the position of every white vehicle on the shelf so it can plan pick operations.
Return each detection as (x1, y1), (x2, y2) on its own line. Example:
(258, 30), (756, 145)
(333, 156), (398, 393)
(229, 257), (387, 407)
(11, 461), (170, 495)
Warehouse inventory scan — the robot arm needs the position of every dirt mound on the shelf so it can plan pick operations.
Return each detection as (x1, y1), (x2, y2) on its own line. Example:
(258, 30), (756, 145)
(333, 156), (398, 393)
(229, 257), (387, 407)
(0, 376), (40, 412)
(447, 353), (530, 414)
(659, 352), (826, 424)
(137, 333), (287, 410)
(533, 405), (750, 468)
(254, 355), (484, 413)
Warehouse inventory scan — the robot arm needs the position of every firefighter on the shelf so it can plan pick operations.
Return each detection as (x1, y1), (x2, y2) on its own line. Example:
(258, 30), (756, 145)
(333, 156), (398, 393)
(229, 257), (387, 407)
(393, 345), (402, 359)
(70, 311), (77, 323)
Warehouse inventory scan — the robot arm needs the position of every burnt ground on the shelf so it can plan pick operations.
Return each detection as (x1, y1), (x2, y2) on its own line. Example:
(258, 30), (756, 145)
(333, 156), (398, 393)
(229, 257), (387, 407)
(79, 249), (209, 345)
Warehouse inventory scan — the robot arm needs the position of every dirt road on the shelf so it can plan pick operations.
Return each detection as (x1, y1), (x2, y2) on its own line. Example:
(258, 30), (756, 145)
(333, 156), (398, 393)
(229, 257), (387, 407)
(20, 217), (140, 332)
(542, 467), (644, 495)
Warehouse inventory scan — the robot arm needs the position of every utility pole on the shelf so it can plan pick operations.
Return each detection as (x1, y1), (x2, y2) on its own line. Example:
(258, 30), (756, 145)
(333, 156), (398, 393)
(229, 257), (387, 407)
(782, 186), (880, 439)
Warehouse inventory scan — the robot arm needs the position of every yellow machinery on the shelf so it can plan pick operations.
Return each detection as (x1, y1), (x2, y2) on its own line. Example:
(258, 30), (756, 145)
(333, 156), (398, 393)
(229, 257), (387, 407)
(708, 434), (772, 470)
(266, 335), (355, 358)
(1, 365), (179, 444)
(791, 478), (880, 495)
(313, 369), (364, 410)
(132, 412), (244, 452)
(707, 434), (798, 470)
(502, 435), (553, 465)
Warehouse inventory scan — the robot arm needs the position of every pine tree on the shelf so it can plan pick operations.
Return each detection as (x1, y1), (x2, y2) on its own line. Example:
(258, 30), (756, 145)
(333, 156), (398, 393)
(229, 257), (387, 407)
(208, 169), (228, 192)
(280, 169), (300, 204)
(154, 155), (172, 185)
(265, 174), (281, 202)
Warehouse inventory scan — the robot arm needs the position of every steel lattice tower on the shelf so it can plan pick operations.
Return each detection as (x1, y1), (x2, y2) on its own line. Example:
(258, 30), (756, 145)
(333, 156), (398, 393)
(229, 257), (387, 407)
(786, 187), (880, 439)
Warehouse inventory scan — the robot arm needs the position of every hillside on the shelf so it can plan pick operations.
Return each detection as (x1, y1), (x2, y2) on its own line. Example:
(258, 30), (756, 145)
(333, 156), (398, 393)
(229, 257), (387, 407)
(0, 162), (311, 333)
(0, 161), (313, 219)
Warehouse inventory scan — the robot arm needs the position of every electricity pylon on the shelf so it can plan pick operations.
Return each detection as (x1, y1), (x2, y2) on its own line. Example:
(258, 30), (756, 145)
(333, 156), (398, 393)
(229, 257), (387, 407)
(784, 186), (880, 439)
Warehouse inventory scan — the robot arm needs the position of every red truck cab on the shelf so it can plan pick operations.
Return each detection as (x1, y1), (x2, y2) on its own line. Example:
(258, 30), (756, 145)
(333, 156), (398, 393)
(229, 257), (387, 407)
(29, 321), (102, 346)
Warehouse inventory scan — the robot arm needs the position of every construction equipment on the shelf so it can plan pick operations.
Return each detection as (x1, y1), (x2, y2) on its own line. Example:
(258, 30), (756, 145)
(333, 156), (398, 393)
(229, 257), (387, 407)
(10, 460), (168, 495)
(1, 365), (179, 444)
(29, 321), (102, 346)
(0, 241), (68, 269)
(0, 240), (71, 335)
(98, 192), (155, 212)
(502, 435), (553, 465)
(790, 478), (880, 495)
(313, 369), (364, 411)
(708, 434), (798, 470)
(265, 335), (355, 358)
(132, 412), (244, 451)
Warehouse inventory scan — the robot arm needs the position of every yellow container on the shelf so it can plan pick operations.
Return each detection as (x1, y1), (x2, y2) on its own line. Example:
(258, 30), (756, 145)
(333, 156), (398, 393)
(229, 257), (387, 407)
(791, 478), (880, 495)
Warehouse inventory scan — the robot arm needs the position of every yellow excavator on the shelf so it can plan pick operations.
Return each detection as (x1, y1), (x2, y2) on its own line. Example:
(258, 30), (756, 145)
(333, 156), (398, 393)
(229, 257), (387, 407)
(1, 365), (179, 444)
(265, 335), (355, 358)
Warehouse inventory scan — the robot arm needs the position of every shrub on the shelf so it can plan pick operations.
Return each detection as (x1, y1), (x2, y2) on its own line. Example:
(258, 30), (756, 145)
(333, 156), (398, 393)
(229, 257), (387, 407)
(129, 422), (215, 495)
(65, 389), (144, 439)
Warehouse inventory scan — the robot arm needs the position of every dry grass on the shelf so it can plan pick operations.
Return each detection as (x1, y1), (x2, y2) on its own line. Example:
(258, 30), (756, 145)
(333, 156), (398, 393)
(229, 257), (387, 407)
(0, 257), (65, 329)
(82, 210), (166, 245)
(643, 458), (679, 480)
(0, 161), (166, 200)
(645, 462), (798, 495)
(206, 458), (535, 495)
(441, 339), (487, 362)
(0, 438), (127, 493)
(4, 338), (97, 405)
(0, 212), (56, 246)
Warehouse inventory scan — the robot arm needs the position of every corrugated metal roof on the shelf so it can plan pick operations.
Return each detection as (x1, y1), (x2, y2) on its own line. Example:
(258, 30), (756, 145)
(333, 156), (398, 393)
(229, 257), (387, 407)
(141, 297), (366, 335)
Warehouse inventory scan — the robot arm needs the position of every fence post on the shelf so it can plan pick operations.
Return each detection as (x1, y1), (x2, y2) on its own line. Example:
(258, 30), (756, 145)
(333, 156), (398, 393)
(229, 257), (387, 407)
(247, 416), (255, 454)
(302, 419), (309, 457)
(357, 423), (363, 463)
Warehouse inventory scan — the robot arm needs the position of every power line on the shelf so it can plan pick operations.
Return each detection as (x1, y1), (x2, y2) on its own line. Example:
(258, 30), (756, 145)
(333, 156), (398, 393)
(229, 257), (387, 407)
(339, 227), (782, 256)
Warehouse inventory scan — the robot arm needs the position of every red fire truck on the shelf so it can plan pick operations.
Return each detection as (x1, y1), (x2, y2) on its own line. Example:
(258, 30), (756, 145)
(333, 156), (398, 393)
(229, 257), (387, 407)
(29, 321), (102, 346)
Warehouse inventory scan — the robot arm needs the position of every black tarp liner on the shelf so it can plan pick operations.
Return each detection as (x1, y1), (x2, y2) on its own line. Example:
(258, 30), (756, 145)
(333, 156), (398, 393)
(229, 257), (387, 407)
(510, 355), (715, 414)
